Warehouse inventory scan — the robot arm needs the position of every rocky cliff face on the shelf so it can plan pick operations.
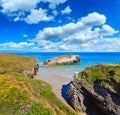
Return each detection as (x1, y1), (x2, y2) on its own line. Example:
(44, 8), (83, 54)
(67, 78), (86, 112)
(67, 64), (120, 115)
(43, 55), (80, 66)
(23, 63), (39, 78)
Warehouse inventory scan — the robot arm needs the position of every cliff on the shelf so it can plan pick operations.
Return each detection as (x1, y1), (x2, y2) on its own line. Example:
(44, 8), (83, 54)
(0, 54), (76, 115)
(43, 55), (80, 66)
(0, 54), (39, 78)
(22, 63), (39, 78)
(67, 64), (120, 115)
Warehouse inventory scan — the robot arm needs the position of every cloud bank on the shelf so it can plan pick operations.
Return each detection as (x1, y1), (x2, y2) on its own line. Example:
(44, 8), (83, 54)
(0, 0), (69, 24)
(0, 3), (119, 52)
(0, 42), (34, 48)
(32, 12), (119, 52)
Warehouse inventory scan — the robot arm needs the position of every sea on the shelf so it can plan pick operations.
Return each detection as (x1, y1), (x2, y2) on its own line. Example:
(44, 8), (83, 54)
(14, 52), (120, 78)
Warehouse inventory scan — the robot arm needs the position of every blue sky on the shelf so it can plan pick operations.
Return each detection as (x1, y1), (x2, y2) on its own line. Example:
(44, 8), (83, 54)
(0, 0), (120, 52)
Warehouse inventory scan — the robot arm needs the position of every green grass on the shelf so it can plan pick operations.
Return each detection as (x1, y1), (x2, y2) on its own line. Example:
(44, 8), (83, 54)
(27, 103), (54, 115)
(78, 64), (120, 83)
(0, 54), (37, 75)
(0, 54), (76, 115)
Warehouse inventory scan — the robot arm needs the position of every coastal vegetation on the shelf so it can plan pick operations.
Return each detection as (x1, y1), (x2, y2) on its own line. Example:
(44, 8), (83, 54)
(0, 54), (76, 115)
(78, 64), (120, 83)
(67, 64), (120, 114)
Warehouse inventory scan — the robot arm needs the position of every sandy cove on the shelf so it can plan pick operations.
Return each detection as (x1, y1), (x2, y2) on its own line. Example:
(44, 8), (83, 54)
(36, 68), (72, 104)
(35, 68), (86, 115)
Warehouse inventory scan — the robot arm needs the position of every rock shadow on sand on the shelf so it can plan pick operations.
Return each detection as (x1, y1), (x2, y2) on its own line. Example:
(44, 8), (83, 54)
(61, 82), (71, 103)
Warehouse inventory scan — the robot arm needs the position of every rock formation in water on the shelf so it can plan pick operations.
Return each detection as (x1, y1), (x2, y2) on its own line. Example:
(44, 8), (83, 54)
(67, 64), (120, 115)
(43, 55), (80, 66)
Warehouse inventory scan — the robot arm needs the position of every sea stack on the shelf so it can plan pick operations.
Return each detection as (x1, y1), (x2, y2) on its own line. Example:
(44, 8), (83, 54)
(43, 55), (80, 66)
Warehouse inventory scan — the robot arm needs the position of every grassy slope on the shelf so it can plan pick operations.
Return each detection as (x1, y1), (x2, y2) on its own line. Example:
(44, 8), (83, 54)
(78, 64), (120, 83)
(0, 54), (37, 74)
(0, 54), (76, 115)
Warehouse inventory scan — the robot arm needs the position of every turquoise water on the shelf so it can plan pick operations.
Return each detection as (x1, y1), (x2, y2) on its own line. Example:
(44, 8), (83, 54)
(15, 52), (120, 78)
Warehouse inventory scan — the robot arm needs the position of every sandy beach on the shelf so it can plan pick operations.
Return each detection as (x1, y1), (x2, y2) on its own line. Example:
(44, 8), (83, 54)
(36, 67), (73, 104)
(36, 68), (86, 115)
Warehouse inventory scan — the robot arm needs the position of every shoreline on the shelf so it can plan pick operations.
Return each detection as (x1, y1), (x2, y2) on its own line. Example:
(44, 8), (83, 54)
(35, 68), (87, 115)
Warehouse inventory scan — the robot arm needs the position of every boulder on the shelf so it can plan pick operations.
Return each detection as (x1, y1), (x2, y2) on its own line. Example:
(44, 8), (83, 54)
(43, 55), (80, 66)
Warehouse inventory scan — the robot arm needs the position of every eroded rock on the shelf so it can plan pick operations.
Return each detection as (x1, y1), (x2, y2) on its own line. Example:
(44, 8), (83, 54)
(67, 82), (86, 112)
(67, 64), (120, 115)
(23, 64), (39, 78)
(43, 55), (80, 66)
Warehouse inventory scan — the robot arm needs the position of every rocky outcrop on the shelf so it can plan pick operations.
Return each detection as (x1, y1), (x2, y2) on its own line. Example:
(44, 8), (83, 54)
(67, 77), (120, 114)
(67, 64), (120, 115)
(67, 79), (86, 112)
(23, 63), (39, 78)
(43, 55), (80, 66)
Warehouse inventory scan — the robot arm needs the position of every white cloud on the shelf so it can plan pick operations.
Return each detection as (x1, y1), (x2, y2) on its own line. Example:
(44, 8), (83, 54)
(61, 6), (72, 15)
(32, 12), (119, 51)
(94, 25), (119, 36)
(14, 17), (20, 22)
(46, 0), (68, 9)
(0, 0), (68, 12)
(0, 42), (34, 48)
(58, 20), (62, 23)
(0, 0), (40, 13)
(81, 12), (106, 26)
(35, 22), (83, 40)
(0, 0), (67, 24)
(24, 8), (54, 24)
(52, 10), (58, 16)
(23, 34), (28, 38)
(35, 12), (109, 41)
(67, 16), (72, 20)
(81, 38), (120, 52)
